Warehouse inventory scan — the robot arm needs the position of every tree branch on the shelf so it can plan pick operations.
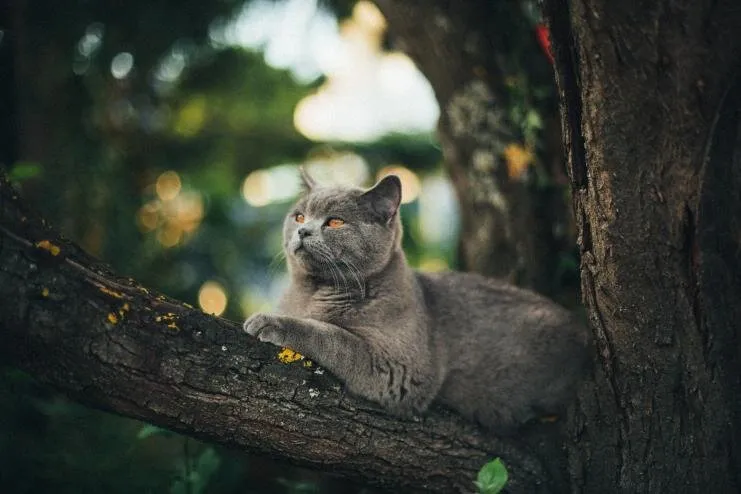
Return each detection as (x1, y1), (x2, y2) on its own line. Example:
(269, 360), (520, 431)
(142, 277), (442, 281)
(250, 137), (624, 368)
(0, 175), (559, 493)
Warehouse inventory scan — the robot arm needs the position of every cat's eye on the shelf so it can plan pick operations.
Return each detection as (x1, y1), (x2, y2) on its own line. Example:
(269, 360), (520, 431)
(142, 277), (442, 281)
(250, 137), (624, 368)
(295, 213), (305, 223)
(327, 218), (345, 228)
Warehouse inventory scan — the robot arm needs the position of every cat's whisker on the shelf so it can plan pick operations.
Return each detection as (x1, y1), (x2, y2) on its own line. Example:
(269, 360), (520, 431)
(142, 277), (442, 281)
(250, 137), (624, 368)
(340, 259), (366, 299)
(312, 243), (363, 299)
(328, 258), (350, 296)
(312, 244), (350, 297)
(315, 250), (343, 295)
(345, 259), (366, 295)
(335, 260), (351, 297)
(268, 249), (287, 275)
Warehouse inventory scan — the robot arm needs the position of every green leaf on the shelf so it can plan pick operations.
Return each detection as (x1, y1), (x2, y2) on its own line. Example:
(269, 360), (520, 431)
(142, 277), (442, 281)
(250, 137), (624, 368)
(276, 478), (320, 493)
(8, 162), (42, 182)
(475, 458), (508, 494)
(194, 447), (220, 481)
(525, 109), (543, 130)
(137, 424), (173, 439)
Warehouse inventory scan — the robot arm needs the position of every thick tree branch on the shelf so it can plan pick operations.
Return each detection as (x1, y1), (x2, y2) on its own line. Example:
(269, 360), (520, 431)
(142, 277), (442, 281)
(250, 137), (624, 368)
(0, 175), (561, 493)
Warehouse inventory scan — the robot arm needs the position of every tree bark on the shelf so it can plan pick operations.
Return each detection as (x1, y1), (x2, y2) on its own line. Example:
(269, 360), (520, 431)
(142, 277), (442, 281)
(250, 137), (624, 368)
(544, 0), (741, 491)
(0, 173), (566, 493)
(0, 0), (18, 169)
(375, 0), (576, 300)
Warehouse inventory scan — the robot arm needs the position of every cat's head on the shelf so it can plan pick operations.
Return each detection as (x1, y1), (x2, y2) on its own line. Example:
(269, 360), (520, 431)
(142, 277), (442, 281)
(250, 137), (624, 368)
(283, 169), (402, 280)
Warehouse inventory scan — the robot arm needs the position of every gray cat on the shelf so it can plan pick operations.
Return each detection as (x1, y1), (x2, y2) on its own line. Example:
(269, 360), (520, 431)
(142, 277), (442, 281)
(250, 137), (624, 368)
(243, 171), (591, 433)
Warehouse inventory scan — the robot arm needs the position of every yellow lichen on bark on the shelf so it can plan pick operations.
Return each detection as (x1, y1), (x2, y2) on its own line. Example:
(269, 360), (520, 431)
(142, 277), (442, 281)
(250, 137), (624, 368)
(35, 240), (61, 256)
(118, 303), (130, 318)
(156, 312), (179, 330)
(276, 348), (315, 367)
(99, 286), (124, 299)
(277, 348), (304, 364)
(107, 313), (119, 324)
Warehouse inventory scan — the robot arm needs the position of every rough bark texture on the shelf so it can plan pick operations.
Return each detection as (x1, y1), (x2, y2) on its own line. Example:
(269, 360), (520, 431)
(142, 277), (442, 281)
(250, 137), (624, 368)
(375, 0), (576, 299)
(0, 174), (570, 493)
(544, 0), (741, 491)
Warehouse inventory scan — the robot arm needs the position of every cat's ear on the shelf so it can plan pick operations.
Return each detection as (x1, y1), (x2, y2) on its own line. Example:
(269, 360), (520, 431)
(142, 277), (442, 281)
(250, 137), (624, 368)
(298, 166), (316, 191)
(362, 175), (402, 223)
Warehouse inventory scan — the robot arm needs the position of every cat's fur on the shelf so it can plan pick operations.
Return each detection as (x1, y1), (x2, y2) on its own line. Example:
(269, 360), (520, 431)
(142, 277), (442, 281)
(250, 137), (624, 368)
(243, 172), (592, 432)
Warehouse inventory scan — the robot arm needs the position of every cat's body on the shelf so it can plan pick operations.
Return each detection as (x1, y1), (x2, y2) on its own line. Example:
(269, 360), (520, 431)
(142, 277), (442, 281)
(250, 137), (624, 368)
(244, 174), (591, 432)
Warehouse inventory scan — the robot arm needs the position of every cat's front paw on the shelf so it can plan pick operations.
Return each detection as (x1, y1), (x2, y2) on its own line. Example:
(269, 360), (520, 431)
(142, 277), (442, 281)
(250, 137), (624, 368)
(242, 313), (285, 346)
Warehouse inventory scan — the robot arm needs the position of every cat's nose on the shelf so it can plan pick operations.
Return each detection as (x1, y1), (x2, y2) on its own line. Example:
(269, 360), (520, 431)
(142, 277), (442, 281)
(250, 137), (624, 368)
(298, 227), (312, 239)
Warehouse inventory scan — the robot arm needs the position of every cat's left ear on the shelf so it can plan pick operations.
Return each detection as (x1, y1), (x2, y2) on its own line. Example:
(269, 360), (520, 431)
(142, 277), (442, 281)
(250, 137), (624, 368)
(299, 166), (315, 191)
(362, 175), (401, 223)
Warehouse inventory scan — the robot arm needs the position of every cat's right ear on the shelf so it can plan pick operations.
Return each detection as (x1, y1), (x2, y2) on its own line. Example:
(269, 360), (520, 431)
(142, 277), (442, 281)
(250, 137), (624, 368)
(299, 166), (315, 191)
(362, 175), (402, 223)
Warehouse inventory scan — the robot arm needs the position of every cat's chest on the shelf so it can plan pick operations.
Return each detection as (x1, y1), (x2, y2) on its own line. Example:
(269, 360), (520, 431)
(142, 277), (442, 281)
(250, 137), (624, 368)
(290, 294), (365, 325)
(280, 285), (374, 327)
(307, 295), (359, 322)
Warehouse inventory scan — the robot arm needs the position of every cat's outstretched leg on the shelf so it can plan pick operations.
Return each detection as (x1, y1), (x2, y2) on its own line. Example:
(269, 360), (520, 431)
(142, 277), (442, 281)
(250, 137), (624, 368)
(243, 313), (436, 415)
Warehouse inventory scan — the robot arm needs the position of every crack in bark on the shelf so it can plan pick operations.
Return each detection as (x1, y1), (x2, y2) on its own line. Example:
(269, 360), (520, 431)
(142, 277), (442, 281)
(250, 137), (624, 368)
(546, 0), (587, 192)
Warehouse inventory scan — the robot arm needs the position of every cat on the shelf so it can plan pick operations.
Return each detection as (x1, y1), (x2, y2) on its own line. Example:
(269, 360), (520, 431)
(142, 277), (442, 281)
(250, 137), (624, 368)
(243, 170), (592, 433)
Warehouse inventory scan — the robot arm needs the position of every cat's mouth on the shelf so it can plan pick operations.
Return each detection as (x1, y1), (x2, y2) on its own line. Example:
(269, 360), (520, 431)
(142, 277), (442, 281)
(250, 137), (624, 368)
(292, 240), (326, 264)
(293, 240), (314, 256)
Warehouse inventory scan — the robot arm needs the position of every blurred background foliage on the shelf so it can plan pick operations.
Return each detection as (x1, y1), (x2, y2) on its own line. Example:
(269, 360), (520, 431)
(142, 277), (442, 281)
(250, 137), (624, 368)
(0, 0), (569, 492)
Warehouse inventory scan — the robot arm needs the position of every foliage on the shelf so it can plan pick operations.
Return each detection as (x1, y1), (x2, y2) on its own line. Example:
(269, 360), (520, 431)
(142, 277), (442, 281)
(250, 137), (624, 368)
(7, 162), (42, 183)
(475, 458), (509, 494)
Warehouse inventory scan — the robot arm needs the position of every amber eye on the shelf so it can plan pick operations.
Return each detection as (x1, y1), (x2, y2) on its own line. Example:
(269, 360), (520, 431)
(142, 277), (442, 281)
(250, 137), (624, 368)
(295, 213), (305, 223)
(327, 218), (345, 228)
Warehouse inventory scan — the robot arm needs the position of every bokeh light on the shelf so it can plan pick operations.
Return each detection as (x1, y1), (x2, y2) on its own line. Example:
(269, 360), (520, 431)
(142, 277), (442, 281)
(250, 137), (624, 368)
(156, 171), (182, 201)
(136, 201), (160, 232)
(157, 223), (182, 248)
(241, 170), (271, 207)
(173, 192), (204, 232)
(304, 153), (368, 186)
(377, 165), (421, 204)
(352, 1), (386, 32)
(503, 143), (534, 179)
(137, 173), (204, 248)
(110, 52), (134, 79)
(287, 0), (438, 141)
(418, 257), (449, 272)
(198, 281), (228, 316)
(418, 175), (460, 245)
(241, 164), (304, 207)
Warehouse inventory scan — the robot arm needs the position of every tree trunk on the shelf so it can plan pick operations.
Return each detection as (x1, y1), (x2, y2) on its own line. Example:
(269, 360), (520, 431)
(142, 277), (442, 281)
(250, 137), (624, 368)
(0, 173), (567, 493)
(375, 0), (577, 300)
(543, 0), (741, 491)
(0, 0), (18, 169)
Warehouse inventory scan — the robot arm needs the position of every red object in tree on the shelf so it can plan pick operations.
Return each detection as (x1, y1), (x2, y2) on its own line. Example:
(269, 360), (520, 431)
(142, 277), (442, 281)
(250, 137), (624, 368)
(535, 23), (554, 65)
